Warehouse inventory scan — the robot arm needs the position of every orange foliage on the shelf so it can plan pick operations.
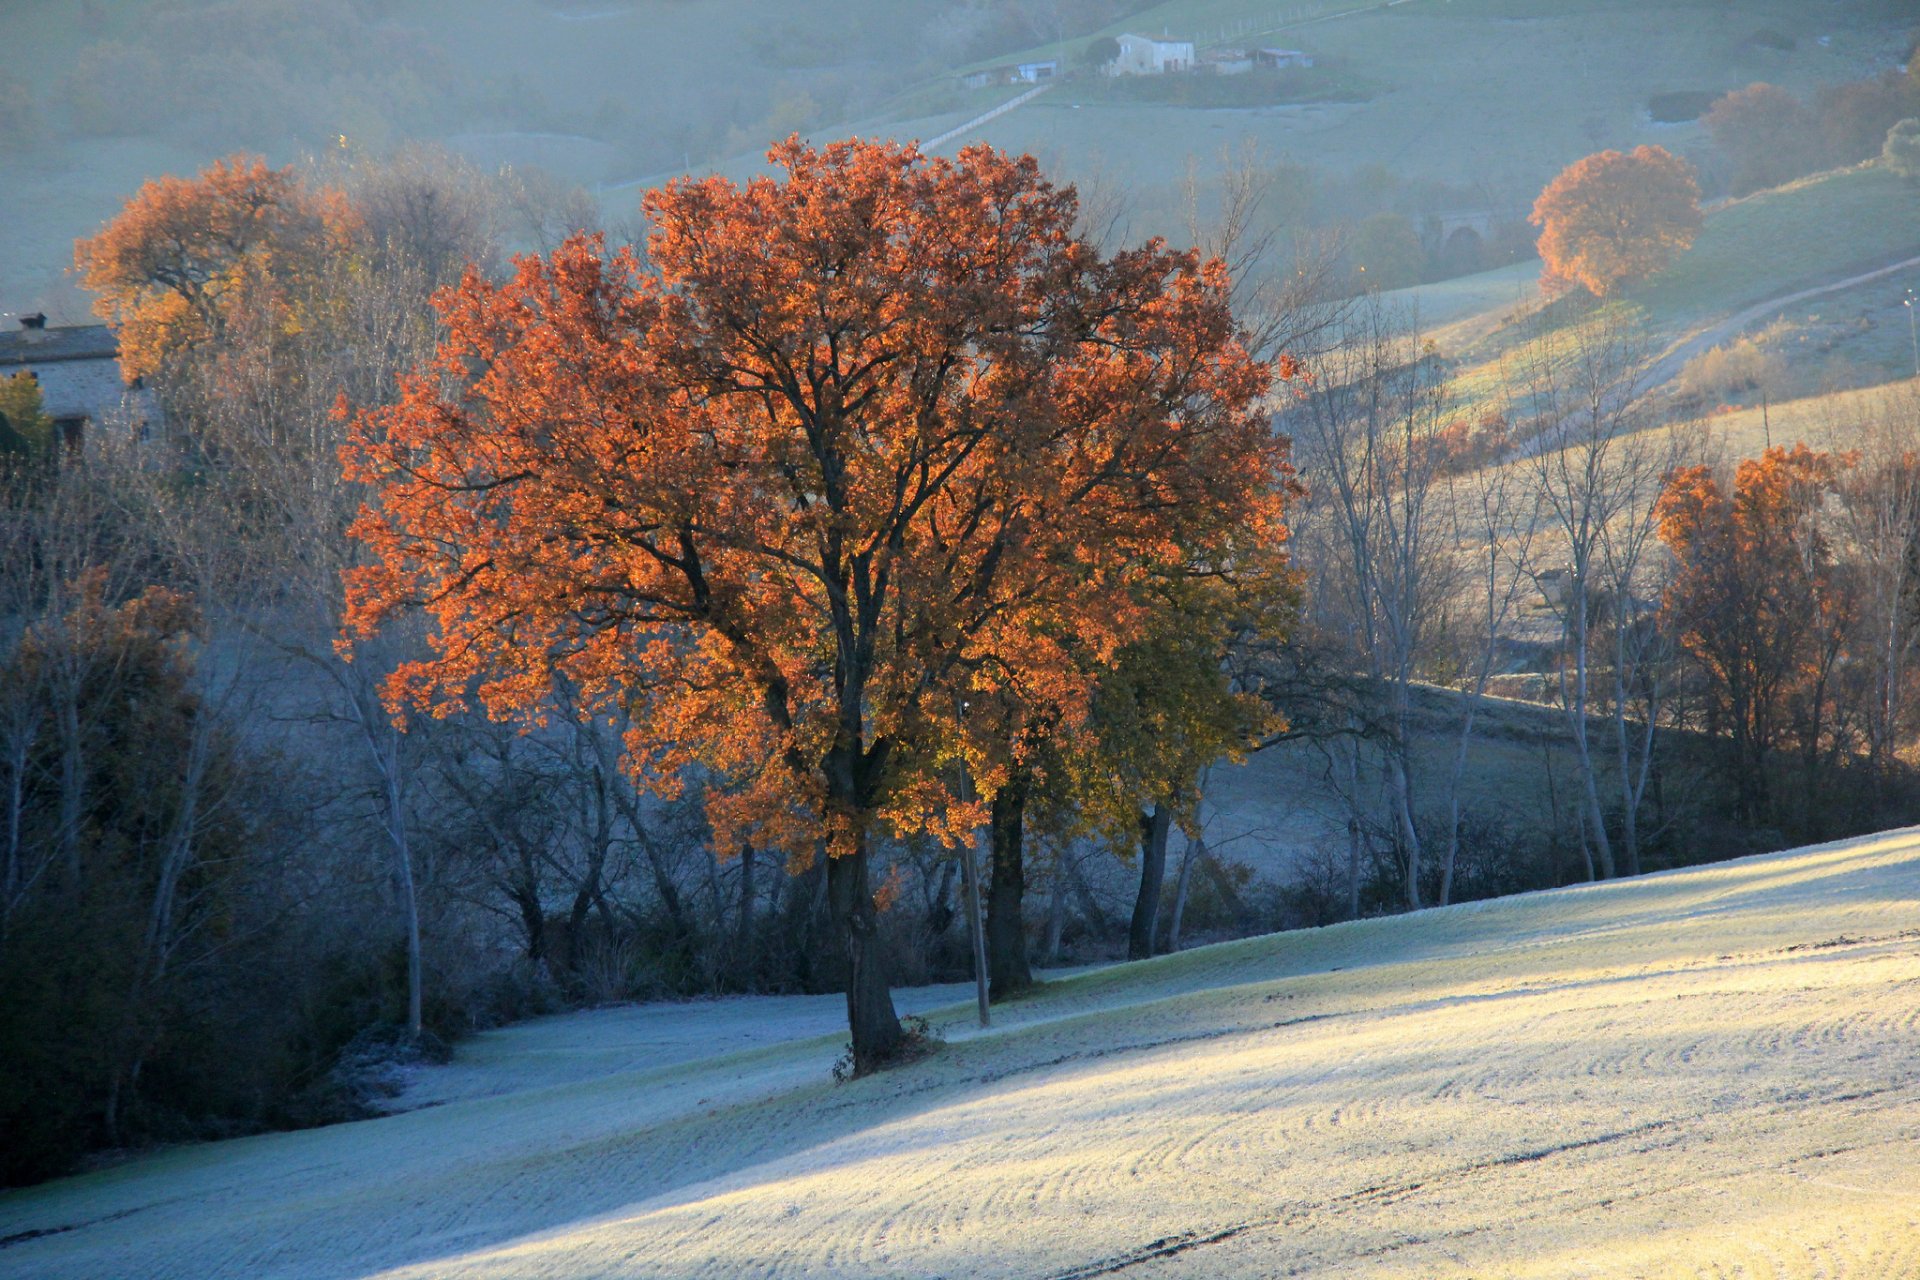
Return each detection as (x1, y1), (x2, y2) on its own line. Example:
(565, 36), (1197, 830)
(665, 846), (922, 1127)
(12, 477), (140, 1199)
(1656, 444), (1855, 816)
(1703, 83), (1819, 195)
(1530, 146), (1701, 298)
(73, 154), (356, 383)
(342, 138), (1296, 869)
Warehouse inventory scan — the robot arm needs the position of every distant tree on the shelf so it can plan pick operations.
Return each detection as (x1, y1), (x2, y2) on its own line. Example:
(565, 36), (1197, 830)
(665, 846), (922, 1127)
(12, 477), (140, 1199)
(1082, 35), (1121, 69)
(342, 139), (1294, 1073)
(1530, 146), (1701, 298)
(1656, 444), (1853, 826)
(1346, 212), (1424, 292)
(1818, 73), (1920, 166)
(0, 374), (53, 460)
(72, 155), (355, 385)
(1704, 83), (1821, 195)
(1885, 118), (1920, 180)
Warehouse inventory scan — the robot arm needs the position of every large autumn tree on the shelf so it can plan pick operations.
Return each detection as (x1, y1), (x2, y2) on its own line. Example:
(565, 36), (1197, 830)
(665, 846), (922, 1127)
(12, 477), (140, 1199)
(343, 138), (1294, 1071)
(1530, 146), (1702, 298)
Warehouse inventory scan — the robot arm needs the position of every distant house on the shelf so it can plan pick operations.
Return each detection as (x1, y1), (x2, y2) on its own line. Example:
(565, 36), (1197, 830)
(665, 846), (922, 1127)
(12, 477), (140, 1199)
(1014, 59), (1059, 83)
(960, 69), (997, 90)
(0, 314), (158, 451)
(1113, 33), (1194, 75)
(1255, 47), (1314, 69)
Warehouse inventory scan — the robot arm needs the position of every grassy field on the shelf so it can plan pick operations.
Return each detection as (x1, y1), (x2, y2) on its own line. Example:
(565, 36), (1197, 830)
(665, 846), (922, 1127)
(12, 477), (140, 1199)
(1406, 159), (1920, 437)
(924, 0), (1904, 236)
(0, 0), (951, 317)
(3, 826), (1916, 1277)
(1630, 165), (1920, 328)
(7, 0), (1910, 321)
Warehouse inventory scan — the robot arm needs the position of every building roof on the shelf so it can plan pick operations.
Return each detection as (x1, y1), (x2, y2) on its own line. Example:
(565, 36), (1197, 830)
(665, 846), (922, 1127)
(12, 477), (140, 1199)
(1121, 32), (1192, 46)
(0, 323), (120, 368)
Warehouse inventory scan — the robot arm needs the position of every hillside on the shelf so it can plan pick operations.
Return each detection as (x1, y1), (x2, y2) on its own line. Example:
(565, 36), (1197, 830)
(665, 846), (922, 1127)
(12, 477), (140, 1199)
(894, 0), (1906, 236)
(4, 0), (1910, 322)
(4, 826), (1916, 1277)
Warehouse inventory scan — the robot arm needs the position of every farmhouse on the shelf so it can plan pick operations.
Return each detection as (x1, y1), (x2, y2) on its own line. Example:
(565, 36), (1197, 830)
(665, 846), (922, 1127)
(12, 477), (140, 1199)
(1113, 32), (1194, 75)
(1255, 47), (1314, 68)
(0, 314), (158, 449)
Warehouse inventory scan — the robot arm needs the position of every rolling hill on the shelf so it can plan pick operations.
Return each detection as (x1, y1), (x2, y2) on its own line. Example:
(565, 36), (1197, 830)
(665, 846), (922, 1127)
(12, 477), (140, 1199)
(3, 824), (1917, 1277)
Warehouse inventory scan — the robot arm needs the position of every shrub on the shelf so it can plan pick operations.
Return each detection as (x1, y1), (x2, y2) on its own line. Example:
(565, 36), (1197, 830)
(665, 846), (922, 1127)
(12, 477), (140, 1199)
(1647, 90), (1721, 124)
(1885, 118), (1920, 180)
(1675, 333), (1788, 404)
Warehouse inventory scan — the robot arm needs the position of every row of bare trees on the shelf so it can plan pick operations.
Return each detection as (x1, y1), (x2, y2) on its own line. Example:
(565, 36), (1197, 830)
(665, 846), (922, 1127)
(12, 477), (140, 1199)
(1280, 288), (1920, 914)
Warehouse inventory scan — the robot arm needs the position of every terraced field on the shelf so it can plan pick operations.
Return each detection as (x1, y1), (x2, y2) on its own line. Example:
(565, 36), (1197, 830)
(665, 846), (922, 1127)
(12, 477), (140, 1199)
(4, 826), (1917, 1278)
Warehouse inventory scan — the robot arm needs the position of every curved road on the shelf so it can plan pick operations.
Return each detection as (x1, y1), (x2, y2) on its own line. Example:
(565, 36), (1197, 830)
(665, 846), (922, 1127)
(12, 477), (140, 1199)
(1644, 250), (1920, 393)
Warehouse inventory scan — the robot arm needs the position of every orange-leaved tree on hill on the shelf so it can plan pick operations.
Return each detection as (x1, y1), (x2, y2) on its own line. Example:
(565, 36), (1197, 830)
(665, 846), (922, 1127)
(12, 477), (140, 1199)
(1655, 443), (1854, 826)
(342, 138), (1296, 1072)
(74, 154), (356, 386)
(1530, 145), (1702, 298)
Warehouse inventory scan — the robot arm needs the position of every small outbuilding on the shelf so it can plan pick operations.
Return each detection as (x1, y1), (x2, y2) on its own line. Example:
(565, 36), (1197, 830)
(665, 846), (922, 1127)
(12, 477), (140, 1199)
(1202, 48), (1254, 75)
(1255, 47), (1314, 69)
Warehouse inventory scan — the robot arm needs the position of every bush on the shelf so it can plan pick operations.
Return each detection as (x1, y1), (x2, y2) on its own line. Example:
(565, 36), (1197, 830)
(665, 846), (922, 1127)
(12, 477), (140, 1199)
(1675, 333), (1788, 404)
(1647, 90), (1721, 124)
(1704, 83), (1822, 196)
(1885, 118), (1920, 180)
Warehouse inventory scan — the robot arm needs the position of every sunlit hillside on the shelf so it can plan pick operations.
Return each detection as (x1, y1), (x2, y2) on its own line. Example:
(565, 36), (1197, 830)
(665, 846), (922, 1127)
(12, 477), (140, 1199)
(4, 827), (1917, 1278)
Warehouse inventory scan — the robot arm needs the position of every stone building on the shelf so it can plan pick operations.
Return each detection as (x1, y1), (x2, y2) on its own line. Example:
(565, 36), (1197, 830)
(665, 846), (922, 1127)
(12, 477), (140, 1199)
(0, 314), (158, 450)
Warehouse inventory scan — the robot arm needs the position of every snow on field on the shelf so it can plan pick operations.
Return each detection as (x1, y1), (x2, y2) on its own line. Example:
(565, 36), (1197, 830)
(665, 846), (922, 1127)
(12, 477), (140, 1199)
(5, 829), (1919, 1278)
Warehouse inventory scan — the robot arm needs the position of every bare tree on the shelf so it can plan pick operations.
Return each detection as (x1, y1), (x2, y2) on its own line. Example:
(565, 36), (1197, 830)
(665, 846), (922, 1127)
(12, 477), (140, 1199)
(1834, 383), (1920, 776)
(1289, 298), (1460, 908)
(1181, 142), (1351, 363)
(1434, 458), (1539, 904)
(1511, 303), (1682, 878)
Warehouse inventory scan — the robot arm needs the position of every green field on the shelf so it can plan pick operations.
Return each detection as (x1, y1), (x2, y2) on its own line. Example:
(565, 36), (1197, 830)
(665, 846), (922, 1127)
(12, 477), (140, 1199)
(924, 0), (1902, 237)
(1631, 165), (1920, 327)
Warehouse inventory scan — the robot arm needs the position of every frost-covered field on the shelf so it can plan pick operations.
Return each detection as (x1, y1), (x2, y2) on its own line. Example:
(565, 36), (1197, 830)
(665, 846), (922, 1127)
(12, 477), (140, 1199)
(6, 829), (1919, 1278)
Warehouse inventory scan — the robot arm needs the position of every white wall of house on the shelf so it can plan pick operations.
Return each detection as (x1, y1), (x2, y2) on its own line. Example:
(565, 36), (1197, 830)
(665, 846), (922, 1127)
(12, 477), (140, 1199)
(1113, 33), (1194, 75)
(8, 355), (160, 445)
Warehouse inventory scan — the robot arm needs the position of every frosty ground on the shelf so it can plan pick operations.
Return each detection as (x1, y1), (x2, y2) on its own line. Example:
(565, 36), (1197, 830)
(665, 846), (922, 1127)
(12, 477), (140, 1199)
(4, 829), (1918, 1279)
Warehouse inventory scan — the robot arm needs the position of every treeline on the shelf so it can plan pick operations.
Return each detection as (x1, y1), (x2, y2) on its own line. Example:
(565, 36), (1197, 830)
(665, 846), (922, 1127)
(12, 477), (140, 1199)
(1278, 300), (1920, 919)
(1697, 55), (1920, 196)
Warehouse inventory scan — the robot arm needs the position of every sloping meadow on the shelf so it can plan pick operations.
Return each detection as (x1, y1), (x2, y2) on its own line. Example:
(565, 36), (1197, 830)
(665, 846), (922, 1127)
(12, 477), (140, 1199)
(3, 827), (1918, 1278)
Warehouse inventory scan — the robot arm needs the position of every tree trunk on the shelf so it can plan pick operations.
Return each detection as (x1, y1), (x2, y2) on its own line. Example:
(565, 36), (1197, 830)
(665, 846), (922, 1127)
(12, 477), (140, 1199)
(825, 837), (903, 1073)
(1389, 752), (1422, 909)
(1045, 851), (1067, 962)
(1068, 857), (1111, 936)
(1567, 590), (1617, 879)
(1344, 739), (1364, 919)
(1347, 817), (1363, 920)
(1128, 803), (1172, 960)
(735, 842), (756, 990)
(1165, 834), (1201, 954)
(986, 776), (1032, 1000)
(386, 767), (423, 1040)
